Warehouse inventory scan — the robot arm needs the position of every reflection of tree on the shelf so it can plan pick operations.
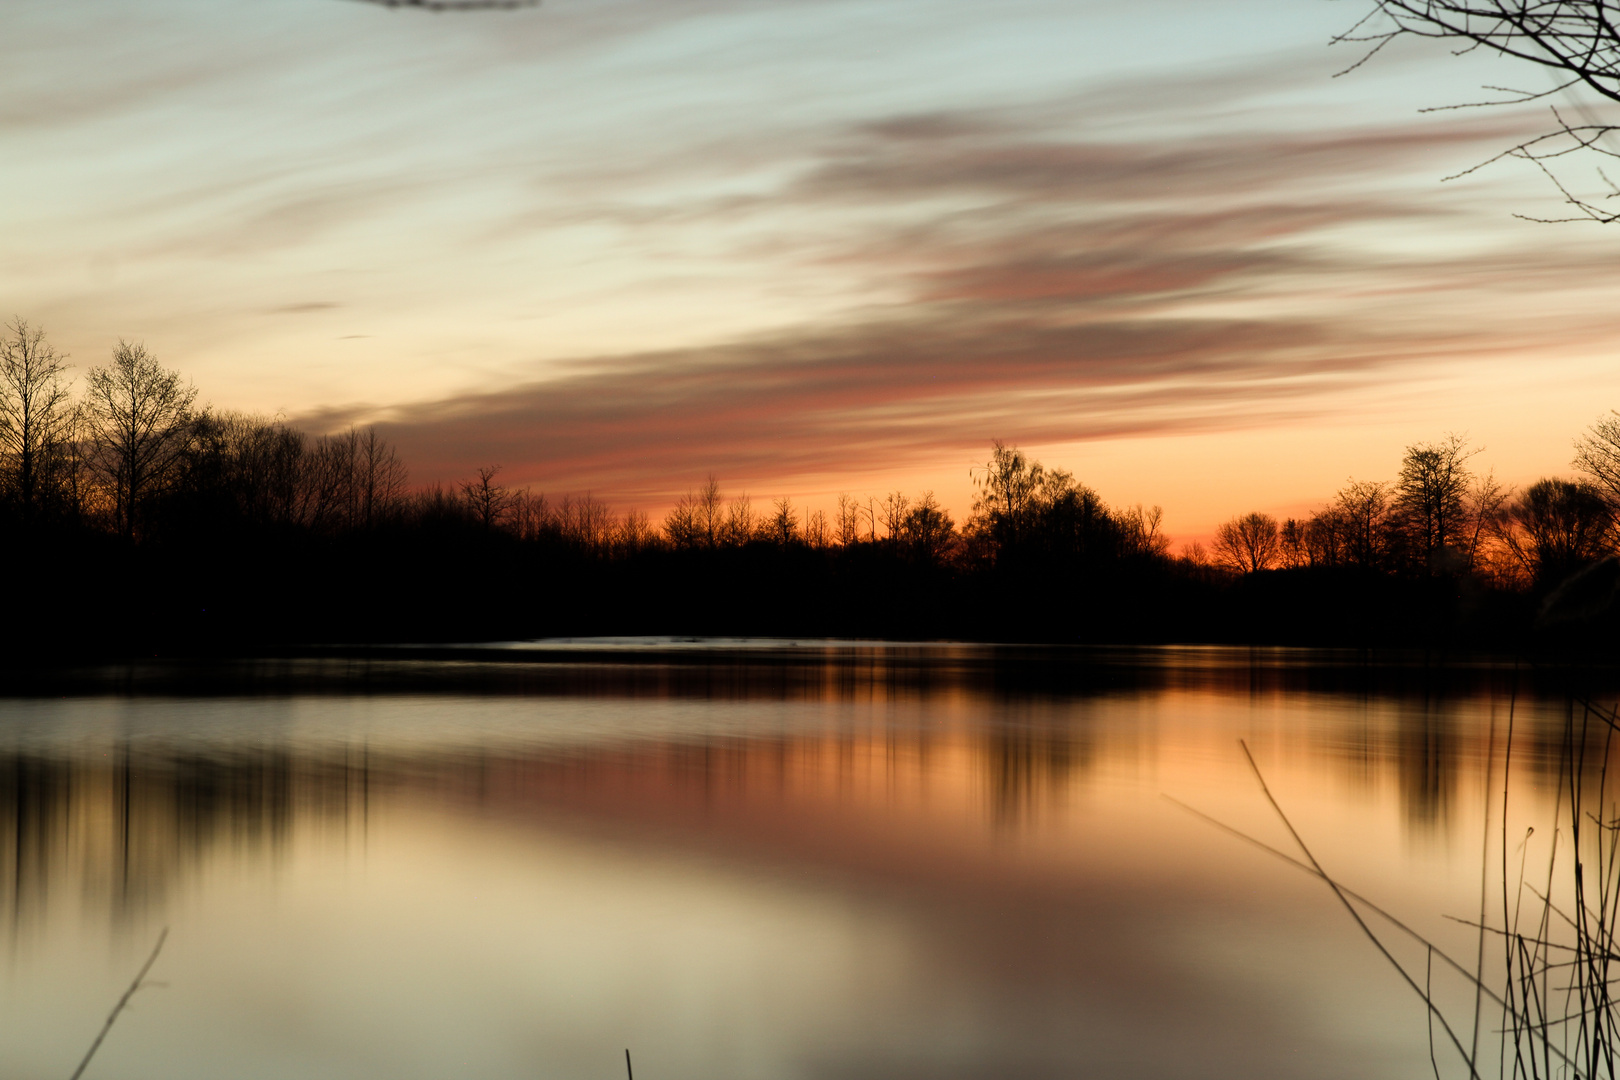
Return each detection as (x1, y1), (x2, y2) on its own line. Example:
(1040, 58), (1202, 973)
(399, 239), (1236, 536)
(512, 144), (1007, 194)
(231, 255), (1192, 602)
(1312, 689), (1466, 833)
(3, 755), (66, 931)
(985, 710), (1090, 829)
(1393, 701), (1454, 829)
(0, 711), (1099, 931)
(0, 659), (1581, 935)
(0, 745), (369, 931)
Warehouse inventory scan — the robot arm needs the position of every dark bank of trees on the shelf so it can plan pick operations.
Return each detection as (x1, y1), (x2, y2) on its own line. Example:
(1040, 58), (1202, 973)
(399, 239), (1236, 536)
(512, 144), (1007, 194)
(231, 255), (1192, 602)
(1200, 424), (1620, 647)
(1205, 432), (1618, 589)
(0, 317), (1615, 654)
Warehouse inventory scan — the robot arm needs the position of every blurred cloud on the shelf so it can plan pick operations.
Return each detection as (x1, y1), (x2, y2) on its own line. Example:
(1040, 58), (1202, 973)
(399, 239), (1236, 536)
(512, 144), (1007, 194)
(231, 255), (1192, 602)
(8, 0), (1617, 525)
(300, 99), (1598, 502)
(269, 302), (343, 315)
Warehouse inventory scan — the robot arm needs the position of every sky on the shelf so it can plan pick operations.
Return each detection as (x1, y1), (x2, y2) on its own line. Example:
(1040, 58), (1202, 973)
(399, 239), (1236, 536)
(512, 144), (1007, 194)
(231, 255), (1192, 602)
(4, 0), (1620, 543)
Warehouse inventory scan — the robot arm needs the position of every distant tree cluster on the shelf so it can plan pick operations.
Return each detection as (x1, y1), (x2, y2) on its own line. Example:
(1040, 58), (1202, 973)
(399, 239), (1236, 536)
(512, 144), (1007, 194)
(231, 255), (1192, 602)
(0, 320), (411, 544)
(658, 477), (957, 562)
(3, 316), (1614, 652)
(1207, 426), (1620, 593)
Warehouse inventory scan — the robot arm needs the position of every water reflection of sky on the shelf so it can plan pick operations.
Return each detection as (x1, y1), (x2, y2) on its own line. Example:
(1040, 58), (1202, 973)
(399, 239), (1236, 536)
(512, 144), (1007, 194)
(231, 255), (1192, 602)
(0, 647), (1597, 1079)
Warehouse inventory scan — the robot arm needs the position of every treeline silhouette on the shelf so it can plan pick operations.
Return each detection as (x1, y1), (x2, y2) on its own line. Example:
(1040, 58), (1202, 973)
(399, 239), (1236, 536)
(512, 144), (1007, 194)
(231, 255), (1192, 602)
(1200, 428), (1620, 646)
(0, 317), (1610, 653)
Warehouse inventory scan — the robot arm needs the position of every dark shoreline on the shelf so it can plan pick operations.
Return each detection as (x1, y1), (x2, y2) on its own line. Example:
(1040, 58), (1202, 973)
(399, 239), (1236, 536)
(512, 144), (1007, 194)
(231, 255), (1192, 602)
(2, 638), (1612, 700)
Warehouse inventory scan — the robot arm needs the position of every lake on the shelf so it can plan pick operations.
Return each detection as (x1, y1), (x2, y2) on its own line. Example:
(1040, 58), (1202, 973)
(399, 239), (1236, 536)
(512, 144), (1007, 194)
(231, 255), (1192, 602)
(0, 643), (1597, 1080)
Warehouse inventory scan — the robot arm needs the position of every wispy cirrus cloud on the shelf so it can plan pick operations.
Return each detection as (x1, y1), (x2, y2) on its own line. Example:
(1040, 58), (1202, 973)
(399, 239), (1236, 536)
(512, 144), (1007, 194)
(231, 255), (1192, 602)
(302, 96), (1598, 503)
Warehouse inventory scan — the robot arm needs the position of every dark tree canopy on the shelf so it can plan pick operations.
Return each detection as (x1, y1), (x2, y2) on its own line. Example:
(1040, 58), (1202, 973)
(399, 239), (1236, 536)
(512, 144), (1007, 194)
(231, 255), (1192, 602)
(0, 318), (74, 518)
(1394, 433), (1478, 572)
(1214, 512), (1281, 574)
(1505, 477), (1612, 583)
(83, 342), (197, 542)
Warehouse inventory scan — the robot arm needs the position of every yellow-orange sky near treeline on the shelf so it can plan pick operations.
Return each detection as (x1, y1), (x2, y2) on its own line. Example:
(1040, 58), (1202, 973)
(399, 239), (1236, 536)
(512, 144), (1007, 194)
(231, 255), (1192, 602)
(5, 0), (1620, 544)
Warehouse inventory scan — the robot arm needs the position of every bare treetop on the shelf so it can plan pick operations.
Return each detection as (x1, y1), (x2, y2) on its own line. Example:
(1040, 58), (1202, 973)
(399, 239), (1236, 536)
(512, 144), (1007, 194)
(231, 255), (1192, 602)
(0, 318), (74, 516)
(83, 342), (197, 541)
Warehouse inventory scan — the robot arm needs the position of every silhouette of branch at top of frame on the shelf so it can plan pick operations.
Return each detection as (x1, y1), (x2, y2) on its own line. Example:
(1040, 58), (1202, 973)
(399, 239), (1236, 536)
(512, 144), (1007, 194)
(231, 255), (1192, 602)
(1340, 1), (1620, 222)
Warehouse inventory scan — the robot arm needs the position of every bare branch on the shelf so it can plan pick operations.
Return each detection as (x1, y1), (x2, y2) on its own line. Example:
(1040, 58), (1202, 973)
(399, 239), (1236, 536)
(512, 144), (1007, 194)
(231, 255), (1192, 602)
(1344, 1), (1620, 220)
(69, 927), (168, 1080)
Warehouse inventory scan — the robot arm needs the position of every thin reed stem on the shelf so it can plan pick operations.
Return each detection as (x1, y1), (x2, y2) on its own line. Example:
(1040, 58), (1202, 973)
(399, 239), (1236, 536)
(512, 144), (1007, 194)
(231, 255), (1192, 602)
(68, 927), (168, 1080)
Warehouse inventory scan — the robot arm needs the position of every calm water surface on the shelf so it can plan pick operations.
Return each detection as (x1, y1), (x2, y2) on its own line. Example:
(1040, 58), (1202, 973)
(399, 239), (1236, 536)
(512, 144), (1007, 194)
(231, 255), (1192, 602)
(0, 644), (1589, 1079)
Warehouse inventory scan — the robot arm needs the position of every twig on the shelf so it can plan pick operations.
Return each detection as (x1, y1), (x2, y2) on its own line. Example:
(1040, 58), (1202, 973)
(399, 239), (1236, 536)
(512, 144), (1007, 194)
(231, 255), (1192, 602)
(1165, 796), (1500, 987)
(1238, 739), (1485, 1079)
(69, 927), (168, 1080)
(1469, 704), (1498, 1068)
(1429, 946), (1443, 1080)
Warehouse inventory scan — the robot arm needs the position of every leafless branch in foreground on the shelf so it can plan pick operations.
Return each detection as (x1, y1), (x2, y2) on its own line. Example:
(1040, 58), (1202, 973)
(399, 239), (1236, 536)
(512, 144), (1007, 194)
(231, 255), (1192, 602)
(1187, 692), (1620, 1079)
(68, 927), (169, 1080)
(1341, 1), (1620, 221)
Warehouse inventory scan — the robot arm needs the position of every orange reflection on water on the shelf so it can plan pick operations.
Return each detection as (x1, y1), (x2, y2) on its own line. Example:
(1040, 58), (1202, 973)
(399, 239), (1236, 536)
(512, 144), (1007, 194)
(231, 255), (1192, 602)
(0, 650), (1603, 1080)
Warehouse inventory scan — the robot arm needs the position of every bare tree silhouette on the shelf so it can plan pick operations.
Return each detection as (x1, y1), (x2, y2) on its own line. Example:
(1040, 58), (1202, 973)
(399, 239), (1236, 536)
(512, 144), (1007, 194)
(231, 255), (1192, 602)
(0, 318), (74, 518)
(1573, 409), (1620, 508)
(615, 508), (655, 555)
(461, 464), (513, 530)
(971, 442), (1043, 550)
(899, 491), (955, 563)
(835, 493), (863, 547)
(1116, 503), (1171, 558)
(557, 492), (613, 549)
(722, 492), (756, 547)
(768, 496), (799, 546)
(83, 342), (197, 541)
(354, 427), (408, 528)
(879, 491), (910, 548)
(1499, 477), (1611, 583)
(1277, 518), (1307, 569)
(1214, 512), (1281, 573)
(664, 476), (725, 550)
(1394, 433), (1479, 573)
(1335, 478), (1395, 570)
(804, 508), (831, 550)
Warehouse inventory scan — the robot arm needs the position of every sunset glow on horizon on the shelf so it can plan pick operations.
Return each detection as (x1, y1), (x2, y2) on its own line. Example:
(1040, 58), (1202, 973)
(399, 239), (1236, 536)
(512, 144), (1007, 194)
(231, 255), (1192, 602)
(7, 0), (1620, 544)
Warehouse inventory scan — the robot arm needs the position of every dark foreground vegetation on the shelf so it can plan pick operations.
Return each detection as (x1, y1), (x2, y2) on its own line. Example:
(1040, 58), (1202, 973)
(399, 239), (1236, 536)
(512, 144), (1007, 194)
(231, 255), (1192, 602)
(1, 317), (1617, 656)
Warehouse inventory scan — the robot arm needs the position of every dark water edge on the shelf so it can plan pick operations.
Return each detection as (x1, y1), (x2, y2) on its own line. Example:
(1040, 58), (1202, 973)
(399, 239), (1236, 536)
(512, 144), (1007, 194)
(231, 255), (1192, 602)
(0, 520), (1564, 657)
(0, 638), (1612, 701)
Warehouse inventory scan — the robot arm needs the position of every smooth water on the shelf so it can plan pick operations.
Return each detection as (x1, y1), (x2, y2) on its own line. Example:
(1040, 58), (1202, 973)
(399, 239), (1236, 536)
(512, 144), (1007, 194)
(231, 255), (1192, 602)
(0, 644), (1588, 1079)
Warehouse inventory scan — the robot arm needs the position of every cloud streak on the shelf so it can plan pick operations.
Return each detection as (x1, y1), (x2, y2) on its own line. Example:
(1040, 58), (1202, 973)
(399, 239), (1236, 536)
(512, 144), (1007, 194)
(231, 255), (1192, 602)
(13, 1), (1605, 519)
(298, 99), (1599, 504)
